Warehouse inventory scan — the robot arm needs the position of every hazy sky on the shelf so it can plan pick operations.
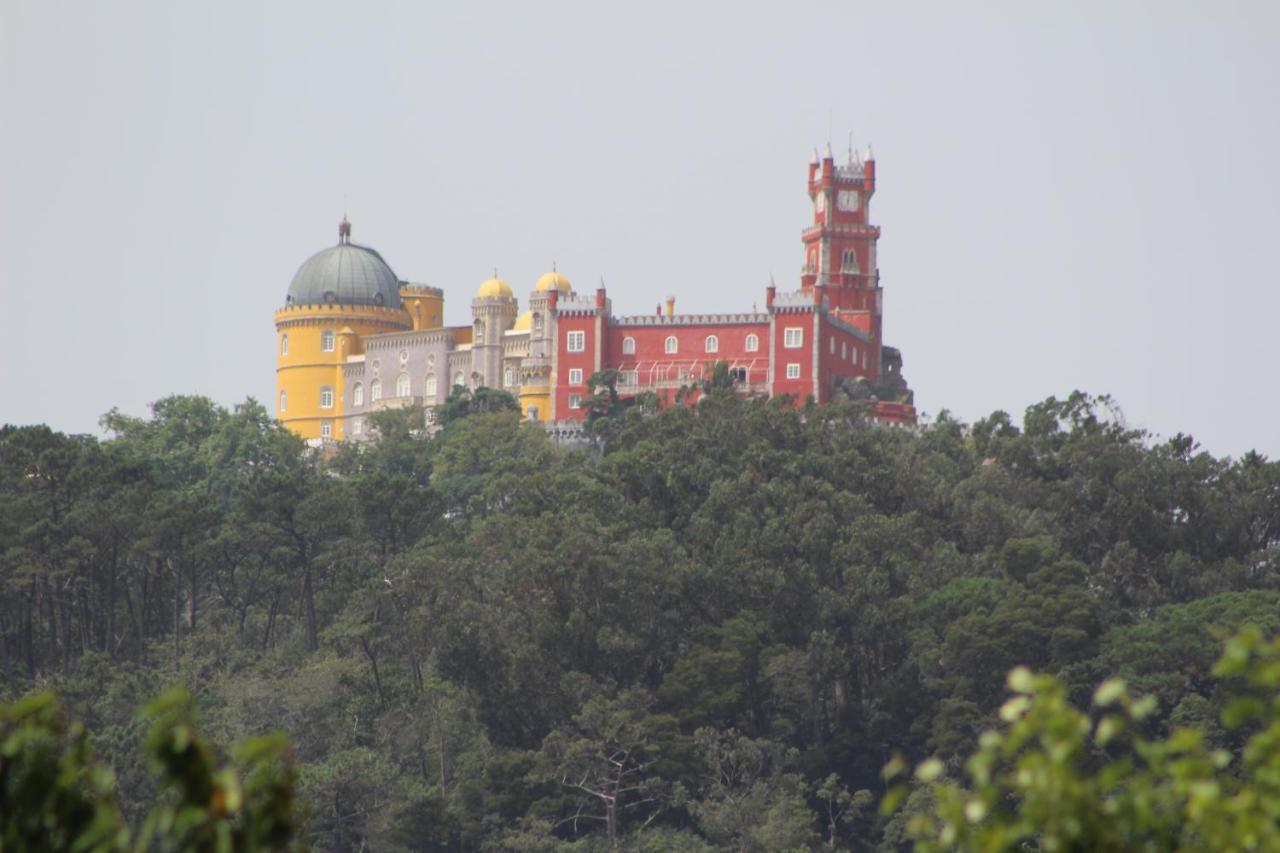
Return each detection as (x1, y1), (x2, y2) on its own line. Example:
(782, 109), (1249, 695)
(2, 1), (1278, 457)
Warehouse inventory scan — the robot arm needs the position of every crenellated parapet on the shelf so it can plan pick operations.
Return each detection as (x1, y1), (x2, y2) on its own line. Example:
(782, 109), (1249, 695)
(274, 302), (412, 332)
(614, 312), (769, 326)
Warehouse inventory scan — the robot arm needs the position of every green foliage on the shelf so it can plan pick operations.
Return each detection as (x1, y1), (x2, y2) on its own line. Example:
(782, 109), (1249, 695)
(5, 389), (1280, 849)
(433, 385), (519, 426)
(0, 689), (297, 852)
(891, 628), (1280, 851)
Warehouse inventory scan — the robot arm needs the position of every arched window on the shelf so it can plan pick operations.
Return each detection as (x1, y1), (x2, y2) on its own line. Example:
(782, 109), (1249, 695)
(705, 335), (718, 353)
(352, 383), (363, 406)
(320, 386), (334, 408)
(745, 334), (759, 353)
(320, 329), (335, 352)
(474, 320), (484, 345)
(370, 379), (382, 402)
(842, 249), (859, 273)
(622, 336), (636, 355)
(280, 334), (289, 355)
(425, 374), (437, 398)
(279, 390), (287, 412)
(664, 336), (678, 354)
(320, 421), (332, 439)
(453, 371), (465, 389)
(504, 367), (514, 387)
(533, 313), (543, 332)
(396, 373), (411, 398)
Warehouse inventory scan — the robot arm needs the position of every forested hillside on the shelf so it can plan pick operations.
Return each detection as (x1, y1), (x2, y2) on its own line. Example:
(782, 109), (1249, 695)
(3, 389), (1279, 850)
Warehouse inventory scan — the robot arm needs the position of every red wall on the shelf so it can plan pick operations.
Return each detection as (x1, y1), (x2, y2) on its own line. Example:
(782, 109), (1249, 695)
(771, 313), (814, 400)
(554, 313), (597, 420)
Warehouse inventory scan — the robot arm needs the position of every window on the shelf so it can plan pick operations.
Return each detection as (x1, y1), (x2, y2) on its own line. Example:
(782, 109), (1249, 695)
(533, 313), (543, 332)
(842, 342), (847, 359)
(622, 336), (635, 355)
(729, 367), (747, 384)
(830, 338), (836, 355)
(620, 369), (639, 386)
(745, 334), (759, 353)
(352, 383), (363, 406)
(279, 390), (287, 412)
(862, 350), (868, 369)
(784, 327), (804, 348)
(425, 374), (437, 397)
(280, 334), (289, 355)
(320, 421), (332, 439)
(474, 320), (484, 345)
(705, 335), (718, 353)
(370, 379), (382, 402)
(504, 367), (514, 387)
(567, 330), (585, 352)
(664, 336), (678, 354)
(569, 368), (583, 385)
(320, 386), (334, 408)
(568, 393), (582, 409)
(321, 330), (335, 352)
(678, 367), (691, 381)
(527, 405), (539, 420)
(453, 371), (465, 389)
(842, 249), (859, 273)
(396, 373), (411, 398)
(786, 363), (801, 379)
(353, 419), (362, 435)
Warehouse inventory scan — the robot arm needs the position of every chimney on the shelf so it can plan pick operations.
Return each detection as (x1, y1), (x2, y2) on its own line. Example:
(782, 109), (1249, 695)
(664, 296), (675, 317)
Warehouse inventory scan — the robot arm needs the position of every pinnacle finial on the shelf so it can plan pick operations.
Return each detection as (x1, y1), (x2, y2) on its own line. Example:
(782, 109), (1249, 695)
(824, 140), (833, 160)
(810, 148), (820, 165)
(338, 216), (351, 243)
(865, 143), (874, 161)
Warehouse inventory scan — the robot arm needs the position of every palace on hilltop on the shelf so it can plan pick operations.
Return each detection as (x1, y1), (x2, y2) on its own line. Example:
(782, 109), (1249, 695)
(274, 145), (915, 442)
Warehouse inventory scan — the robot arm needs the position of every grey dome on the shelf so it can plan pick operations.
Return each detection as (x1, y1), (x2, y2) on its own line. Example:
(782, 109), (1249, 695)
(285, 222), (402, 308)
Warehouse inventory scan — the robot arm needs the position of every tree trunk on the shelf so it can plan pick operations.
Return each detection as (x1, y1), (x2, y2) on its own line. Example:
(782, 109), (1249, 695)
(360, 637), (387, 712)
(302, 566), (318, 652)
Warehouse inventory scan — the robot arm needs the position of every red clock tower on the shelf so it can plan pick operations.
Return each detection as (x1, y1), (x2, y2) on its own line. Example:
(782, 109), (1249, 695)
(801, 142), (882, 347)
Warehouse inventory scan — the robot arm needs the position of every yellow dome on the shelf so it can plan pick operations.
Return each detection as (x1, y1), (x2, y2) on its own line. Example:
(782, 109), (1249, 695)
(477, 276), (513, 299)
(512, 311), (533, 332)
(535, 270), (572, 294)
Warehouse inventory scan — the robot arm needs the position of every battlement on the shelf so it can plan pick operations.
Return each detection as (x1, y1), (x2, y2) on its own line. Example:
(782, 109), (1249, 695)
(613, 312), (768, 327)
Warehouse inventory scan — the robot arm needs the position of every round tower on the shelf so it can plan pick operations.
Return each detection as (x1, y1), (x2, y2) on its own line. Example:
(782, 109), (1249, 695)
(516, 268), (570, 421)
(470, 274), (518, 389)
(275, 219), (413, 441)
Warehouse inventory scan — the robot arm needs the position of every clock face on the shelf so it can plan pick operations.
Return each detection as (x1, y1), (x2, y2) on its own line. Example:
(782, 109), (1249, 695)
(814, 192), (825, 213)
(837, 190), (860, 211)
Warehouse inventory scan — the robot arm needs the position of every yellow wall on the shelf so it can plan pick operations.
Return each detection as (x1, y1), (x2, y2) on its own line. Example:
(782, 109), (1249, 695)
(401, 286), (445, 331)
(518, 386), (552, 422)
(275, 305), (412, 440)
